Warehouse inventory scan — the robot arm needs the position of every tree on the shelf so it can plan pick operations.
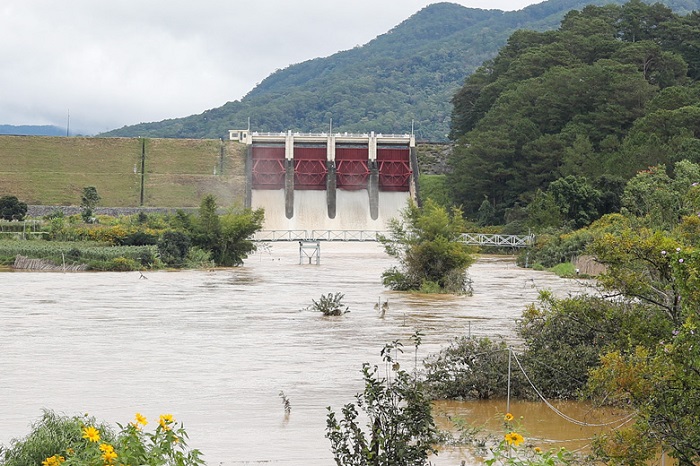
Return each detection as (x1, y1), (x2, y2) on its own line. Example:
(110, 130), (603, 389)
(326, 339), (439, 466)
(587, 250), (700, 465)
(157, 231), (191, 267)
(547, 176), (602, 229)
(191, 195), (264, 266)
(0, 195), (27, 221)
(80, 186), (100, 223)
(379, 199), (474, 293)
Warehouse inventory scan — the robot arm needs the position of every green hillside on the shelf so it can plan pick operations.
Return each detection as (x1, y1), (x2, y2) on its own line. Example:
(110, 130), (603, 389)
(99, 0), (700, 142)
(0, 136), (246, 208)
(447, 0), (700, 222)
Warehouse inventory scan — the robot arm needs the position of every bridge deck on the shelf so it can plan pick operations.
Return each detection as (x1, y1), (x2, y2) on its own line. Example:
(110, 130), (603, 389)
(251, 230), (534, 247)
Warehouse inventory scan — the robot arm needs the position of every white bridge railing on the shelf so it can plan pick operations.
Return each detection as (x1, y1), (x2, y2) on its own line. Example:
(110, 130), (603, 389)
(252, 230), (535, 247)
(458, 233), (535, 248)
(252, 230), (384, 242)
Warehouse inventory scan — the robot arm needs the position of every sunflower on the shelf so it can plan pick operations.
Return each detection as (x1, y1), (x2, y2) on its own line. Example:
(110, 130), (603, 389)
(504, 431), (524, 446)
(82, 426), (100, 443)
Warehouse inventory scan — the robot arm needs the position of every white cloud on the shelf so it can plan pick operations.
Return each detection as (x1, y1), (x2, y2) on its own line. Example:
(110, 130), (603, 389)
(0, 0), (541, 134)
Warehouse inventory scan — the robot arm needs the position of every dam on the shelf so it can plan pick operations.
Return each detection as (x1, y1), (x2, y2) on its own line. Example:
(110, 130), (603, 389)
(229, 129), (418, 231)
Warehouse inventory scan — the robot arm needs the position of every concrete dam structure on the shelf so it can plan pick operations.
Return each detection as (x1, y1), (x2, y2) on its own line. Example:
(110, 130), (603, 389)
(230, 130), (418, 231)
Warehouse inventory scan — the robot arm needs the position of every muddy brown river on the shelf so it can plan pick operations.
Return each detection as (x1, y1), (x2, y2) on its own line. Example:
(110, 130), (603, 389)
(1, 242), (620, 465)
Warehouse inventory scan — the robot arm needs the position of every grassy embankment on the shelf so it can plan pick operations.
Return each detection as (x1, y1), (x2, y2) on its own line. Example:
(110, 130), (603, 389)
(0, 135), (246, 208)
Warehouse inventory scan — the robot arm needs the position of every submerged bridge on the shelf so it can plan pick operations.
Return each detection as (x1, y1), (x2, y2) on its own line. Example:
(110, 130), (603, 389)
(252, 230), (535, 247)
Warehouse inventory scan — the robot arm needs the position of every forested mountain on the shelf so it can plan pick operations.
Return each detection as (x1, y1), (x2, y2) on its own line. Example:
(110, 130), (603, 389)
(100, 0), (699, 141)
(447, 0), (700, 222)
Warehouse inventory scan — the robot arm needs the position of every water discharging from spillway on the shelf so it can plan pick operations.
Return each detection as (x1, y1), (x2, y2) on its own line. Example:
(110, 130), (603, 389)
(252, 189), (410, 230)
(1, 245), (624, 465)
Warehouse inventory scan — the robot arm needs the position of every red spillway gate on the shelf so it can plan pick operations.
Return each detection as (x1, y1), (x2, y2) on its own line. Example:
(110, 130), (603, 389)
(251, 146), (285, 190)
(336, 147), (370, 190)
(377, 147), (411, 191)
(294, 147), (327, 190)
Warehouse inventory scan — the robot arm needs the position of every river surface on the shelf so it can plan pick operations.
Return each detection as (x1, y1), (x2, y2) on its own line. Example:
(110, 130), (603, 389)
(0, 242), (606, 465)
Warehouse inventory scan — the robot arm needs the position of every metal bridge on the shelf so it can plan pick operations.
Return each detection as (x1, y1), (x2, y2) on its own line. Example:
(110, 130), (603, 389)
(252, 230), (534, 247)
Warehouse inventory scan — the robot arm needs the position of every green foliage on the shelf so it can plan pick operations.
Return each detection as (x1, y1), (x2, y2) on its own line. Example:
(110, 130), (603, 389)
(326, 340), (439, 466)
(588, 223), (685, 325)
(379, 199), (474, 293)
(518, 228), (593, 268)
(548, 262), (576, 277)
(80, 187), (100, 223)
(518, 291), (672, 399)
(486, 435), (578, 466)
(423, 336), (532, 400)
(183, 247), (214, 269)
(0, 411), (115, 466)
(448, 1), (700, 220)
(0, 411), (203, 466)
(418, 175), (450, 208)
(191, 195), (264, 267)
(0, 240), (157, 268)
(0, 195), (27, 221)
(157, 231), (191, 267)
(309, 292), (349, 316)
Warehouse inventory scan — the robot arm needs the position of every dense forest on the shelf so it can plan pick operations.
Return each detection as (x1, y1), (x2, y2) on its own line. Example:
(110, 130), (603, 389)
(447, 0), (700, 225)
(100, 0), (699, 142)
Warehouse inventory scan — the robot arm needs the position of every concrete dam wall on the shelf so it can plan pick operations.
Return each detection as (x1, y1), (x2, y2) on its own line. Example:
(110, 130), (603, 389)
(232, 130), (418, 231)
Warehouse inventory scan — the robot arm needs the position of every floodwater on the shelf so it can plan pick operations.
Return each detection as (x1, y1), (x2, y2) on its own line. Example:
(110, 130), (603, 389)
(0, 243), (611, 465)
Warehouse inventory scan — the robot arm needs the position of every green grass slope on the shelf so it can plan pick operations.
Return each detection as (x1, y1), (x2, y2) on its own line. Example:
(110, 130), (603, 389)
(0, 136), (246, 208)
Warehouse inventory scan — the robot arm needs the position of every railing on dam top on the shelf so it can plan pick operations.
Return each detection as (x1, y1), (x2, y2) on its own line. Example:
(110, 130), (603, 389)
(252, 230), (535, 247)
(252, 230), (384, 242)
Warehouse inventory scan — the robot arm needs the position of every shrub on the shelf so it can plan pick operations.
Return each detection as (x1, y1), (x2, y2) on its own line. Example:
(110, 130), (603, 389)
(380, 199), (474, 293)
(309, 292), (349, 316)
(0, 196), (28, 221)
(158, 231), (191, 267)
(0, 411), (203, 466)
(0, 411), (115, 466)
(326, 339), (439, 466)
(184, 247), (214, 269)
(423, 336), (532, 400)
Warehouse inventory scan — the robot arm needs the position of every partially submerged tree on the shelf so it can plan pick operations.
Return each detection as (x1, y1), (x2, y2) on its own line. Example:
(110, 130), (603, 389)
(379, 199), (474, 293)
(191, 195), (264, 266)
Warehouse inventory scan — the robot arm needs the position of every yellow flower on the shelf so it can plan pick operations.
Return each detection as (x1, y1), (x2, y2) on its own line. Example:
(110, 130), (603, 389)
(82, 426), (101, 442)
(101, 448), (118, 464)
(159, 413), (174, 430)
(41, 455), (65, 466)
(135, 412), (148, 426)
(504, 431), (525, 446)
(504, 413), (514, 422)
(534, 447), (542, 454)
(99, 443), (114, 453)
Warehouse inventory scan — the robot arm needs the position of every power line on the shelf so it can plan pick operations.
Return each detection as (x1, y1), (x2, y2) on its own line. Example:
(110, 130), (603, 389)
(510, 350), (636, 428)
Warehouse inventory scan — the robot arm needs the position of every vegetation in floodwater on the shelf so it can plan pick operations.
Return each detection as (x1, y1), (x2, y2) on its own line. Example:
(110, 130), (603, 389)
(308, 292), (349, 316)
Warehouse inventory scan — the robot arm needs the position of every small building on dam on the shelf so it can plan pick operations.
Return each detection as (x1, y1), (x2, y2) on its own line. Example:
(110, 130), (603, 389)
(229, 129), (418, 231)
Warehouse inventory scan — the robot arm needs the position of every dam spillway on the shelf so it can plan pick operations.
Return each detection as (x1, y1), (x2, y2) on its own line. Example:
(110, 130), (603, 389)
(230, 130), (418, 231)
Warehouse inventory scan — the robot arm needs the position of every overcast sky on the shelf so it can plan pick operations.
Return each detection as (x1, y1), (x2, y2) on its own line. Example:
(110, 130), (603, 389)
(0, 0), (543, 134)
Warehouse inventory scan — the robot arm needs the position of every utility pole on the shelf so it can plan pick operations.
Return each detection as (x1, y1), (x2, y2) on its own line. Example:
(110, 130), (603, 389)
(507, 346), (512, 414)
